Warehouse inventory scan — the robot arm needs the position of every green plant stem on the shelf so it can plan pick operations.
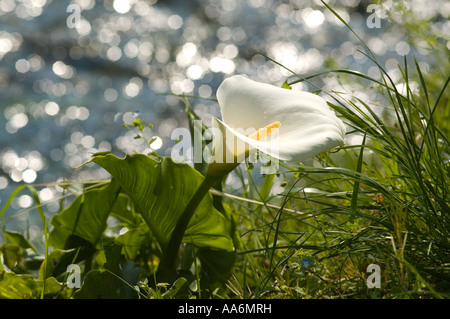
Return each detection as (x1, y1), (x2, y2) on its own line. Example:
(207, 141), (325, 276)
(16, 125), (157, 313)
(158, 173), (221, 277)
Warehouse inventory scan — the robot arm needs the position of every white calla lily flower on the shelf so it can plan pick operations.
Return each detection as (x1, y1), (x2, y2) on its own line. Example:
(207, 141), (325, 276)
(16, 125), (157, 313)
(207, 75), (346, 176)
(161, 75), (346, 271)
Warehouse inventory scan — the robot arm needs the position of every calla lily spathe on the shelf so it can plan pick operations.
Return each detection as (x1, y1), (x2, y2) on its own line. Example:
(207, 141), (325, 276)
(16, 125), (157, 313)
(160, 75), (346, 272)
(208, 75), (345, 175)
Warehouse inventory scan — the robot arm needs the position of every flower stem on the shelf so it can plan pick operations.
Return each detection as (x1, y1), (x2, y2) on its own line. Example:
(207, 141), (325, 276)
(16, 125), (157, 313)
(157, 173), (221, 278)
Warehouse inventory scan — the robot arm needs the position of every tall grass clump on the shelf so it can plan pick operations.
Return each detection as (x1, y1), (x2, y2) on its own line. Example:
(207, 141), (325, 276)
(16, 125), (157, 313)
(324, 58), (448, 297)
(220, 4), (449, 298)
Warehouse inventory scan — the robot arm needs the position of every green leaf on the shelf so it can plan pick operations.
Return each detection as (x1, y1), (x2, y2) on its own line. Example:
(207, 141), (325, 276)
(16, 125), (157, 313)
(1, 244), (23, 271)
(90, 153), (234, 252)
(282, 80), (292, 90)
(110, 193), (142, 228)
(350, 133), (367, 223)
(49, 178), (121, 248)
(115, 224), (150, 260)
(40, 247), (79, 279)
(0, 271), (60, 299)
(161, 277), (189, 299)
(182, 98), (226, 213)
(4, 230), (38, 253)
(186, 101), (209, 175)
(197, 248), (236, 285)
(73, 242), (138, 299)
(260, 174), (275, 201)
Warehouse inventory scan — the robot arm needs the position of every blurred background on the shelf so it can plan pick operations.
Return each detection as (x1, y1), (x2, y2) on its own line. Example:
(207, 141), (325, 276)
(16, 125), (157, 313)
(0, 0), (448, 237)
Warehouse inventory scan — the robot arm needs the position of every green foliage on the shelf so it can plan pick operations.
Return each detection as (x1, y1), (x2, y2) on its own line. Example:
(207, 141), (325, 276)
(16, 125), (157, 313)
(281, 80), (292, 90)
(90, 153), (234, 253)
(1, 150), (237, 298)
(0, 271), (61, 299)
(49, 179), (121, 248)
(72, 242), (139, 299)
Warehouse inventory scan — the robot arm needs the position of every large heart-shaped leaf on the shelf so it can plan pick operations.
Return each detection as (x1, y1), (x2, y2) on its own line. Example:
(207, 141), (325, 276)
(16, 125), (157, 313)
(90, 153), (234, 252)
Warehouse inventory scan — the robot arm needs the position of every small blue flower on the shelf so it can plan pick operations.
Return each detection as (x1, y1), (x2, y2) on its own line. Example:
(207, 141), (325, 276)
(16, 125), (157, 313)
(132, 110), (140, 118)
(301, 258), (313, 268)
